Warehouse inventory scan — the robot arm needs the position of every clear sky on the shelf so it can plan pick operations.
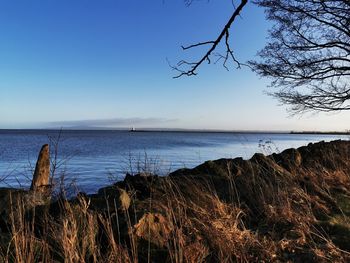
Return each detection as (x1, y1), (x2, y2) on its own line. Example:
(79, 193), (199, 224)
(0, 0), (349, 131)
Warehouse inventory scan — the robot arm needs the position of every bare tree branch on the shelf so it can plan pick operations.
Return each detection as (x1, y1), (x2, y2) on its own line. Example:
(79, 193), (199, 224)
(250, 0), (350, 113)
(176, 0), (350, 114)
(172, 0), (248, 78)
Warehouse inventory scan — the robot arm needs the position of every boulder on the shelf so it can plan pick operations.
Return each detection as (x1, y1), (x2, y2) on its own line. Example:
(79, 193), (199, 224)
(134, 213), (173, 247)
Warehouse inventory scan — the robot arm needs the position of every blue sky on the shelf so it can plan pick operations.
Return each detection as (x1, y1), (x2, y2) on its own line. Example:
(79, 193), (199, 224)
(0, 0), (349, 131)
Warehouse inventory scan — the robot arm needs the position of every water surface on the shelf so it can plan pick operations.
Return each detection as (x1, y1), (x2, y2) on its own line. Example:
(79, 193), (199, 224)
(0, 129), (348, 193)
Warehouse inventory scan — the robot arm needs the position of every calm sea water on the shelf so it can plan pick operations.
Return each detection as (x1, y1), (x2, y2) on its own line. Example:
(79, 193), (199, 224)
(0, 129), (348, 194)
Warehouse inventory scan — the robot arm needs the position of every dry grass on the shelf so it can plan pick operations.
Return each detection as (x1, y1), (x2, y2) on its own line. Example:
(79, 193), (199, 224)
(0, 177), (270, 263)
(1, 140), (350, 262)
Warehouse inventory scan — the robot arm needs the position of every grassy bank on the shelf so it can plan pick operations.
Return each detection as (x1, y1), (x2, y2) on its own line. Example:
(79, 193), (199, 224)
(0, 140), (350, 262)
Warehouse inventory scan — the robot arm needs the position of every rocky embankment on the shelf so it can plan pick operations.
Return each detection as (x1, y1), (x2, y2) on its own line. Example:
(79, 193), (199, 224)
(1, 140), (350, 262)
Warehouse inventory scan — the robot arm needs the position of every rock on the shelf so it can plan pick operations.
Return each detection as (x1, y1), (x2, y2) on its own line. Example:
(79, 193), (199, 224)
(92, 186), (130, 212)
(30, 144), (50, 193)
(134, 213), (173, 247)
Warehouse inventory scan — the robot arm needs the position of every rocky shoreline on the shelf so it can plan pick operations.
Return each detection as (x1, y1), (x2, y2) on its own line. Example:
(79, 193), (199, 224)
(1, 140), (350, 262)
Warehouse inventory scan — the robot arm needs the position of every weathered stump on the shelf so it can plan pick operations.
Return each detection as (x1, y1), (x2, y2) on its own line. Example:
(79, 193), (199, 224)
(0, 145), (52, 238)
(30, 144), (50, 193)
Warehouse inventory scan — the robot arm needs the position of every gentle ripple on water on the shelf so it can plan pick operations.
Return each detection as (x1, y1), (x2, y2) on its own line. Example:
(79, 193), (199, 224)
(0, 130), (348, 193)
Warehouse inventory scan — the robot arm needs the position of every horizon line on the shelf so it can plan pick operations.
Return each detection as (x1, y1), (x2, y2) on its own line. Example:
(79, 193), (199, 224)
(0, 127), (349, 135)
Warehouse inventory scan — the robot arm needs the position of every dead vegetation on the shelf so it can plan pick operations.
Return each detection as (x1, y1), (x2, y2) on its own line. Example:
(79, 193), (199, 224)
(0, 140), (350, 262)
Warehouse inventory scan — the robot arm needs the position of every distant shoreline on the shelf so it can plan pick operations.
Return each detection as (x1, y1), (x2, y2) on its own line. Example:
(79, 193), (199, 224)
(0, 128), (349, 135)
(290, 131), (350, 135)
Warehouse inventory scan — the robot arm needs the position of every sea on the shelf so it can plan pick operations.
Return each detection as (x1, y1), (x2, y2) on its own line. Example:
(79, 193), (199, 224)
(0, 129), (348, 194)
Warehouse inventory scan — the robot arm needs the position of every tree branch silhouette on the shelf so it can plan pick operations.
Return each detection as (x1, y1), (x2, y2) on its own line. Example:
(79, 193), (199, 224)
(175, 0), (350, 113)
(250, 0), (350, 113)
(172, 0), (248, 78)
